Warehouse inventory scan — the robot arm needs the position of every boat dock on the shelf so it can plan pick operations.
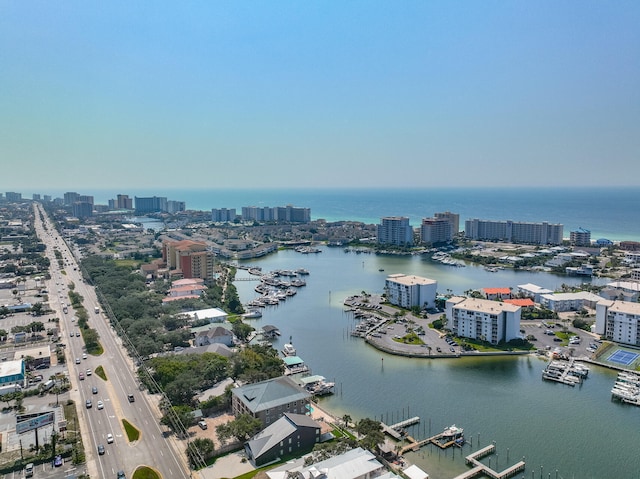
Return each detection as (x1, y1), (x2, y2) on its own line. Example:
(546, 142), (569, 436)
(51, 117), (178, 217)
(542, 358), (589, 386)
(611, 370), (640, 406)
(380, 417), (420, 441)
(450, 444), (525, 479)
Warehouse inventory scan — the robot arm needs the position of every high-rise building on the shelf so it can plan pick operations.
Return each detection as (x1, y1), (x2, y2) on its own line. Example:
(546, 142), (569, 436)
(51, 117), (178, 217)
(446, 297), (521, 345)
(116, 194), (133, 210)
(5, 192), (22, 202)
(163, 240), (215, 280)
(596, 300), (640, 347)
(64, 192), (80, 205)
(420, 217), (453, 245)
(570, 228), (591, 247)
(135, 196), (168, 214)
(43, 195), (52, 202)
(377, 217), (414, 246)
(167, 201), (185, 214)
(72, 202), (93, 218)
(78, 195), (94, 205)
(385, 274), (437, 309)
(464, 219), (563, 245)
(434, 211), (460, 236)
(212, 208), (237, 222)
(32, 194), (41, 201)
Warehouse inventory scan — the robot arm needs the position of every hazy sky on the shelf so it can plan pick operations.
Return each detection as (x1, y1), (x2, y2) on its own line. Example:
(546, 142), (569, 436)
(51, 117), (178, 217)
(1, 1), (639, 191)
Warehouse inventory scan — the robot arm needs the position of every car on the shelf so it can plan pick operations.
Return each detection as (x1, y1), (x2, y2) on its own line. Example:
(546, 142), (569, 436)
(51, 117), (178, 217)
(107, 433), (114, 444)
(198, 420), (207, 430)
(76, 331), (81, 337)
(35, 363), (48, 370)
(98, 444), (105, 455)
(33, 375), (43, 382)
(97, 400), (104, 410)
(92, 386), (98, 394)
(553, 337), (562, 342)
(117, 471), (126, 479)
(86, 399), (92, 408)
(86, 368), (92, 376)
(75, 357), (81, 364)
(82, 353), (87, 359)
(127, 393), (135, 403)
(25, 463), (34, 477)
(54, 455), (63, 467)
(70, 332), (75, 338)
(79, 372), (85, 380)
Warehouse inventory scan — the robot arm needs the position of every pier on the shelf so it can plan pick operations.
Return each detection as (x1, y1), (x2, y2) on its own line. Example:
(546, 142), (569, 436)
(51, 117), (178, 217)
(380, 417), (419, 441)
(541, 358), (589, 386)
(451, 444), (526, 479)
(611, 370), (640, 406)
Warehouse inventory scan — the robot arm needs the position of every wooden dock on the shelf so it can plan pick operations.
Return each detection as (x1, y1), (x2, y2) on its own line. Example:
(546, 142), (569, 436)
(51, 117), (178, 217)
(380, 417), (420, 441)
(451, 444), (525, 479)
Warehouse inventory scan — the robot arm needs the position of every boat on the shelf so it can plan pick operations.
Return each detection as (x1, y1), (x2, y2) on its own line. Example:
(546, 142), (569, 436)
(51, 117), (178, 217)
(296, 268), (310, 275)
(442, 425), (464, 440)
(243, 309), (263, 319)
(378, 268), (385, 272)
(282, 343), (297, 357)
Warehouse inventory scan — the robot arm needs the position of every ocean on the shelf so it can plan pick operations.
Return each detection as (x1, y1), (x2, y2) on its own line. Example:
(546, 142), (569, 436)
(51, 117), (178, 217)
(87, 186), (640, 242)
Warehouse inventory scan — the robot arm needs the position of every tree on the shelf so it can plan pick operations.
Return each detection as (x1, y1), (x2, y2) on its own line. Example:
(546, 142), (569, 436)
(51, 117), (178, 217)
(355, 417), (385, 451)
(186, 437), (215, 468)
(31, 302), (44, 316)
(342, 414), (352, 429)
(215, 414), (262, 444)
(232, 321), (254, 343)
(161, 405), (196, 436)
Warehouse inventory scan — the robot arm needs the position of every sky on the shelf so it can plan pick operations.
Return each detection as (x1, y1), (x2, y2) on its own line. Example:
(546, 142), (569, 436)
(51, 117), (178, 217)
(1, 1), (639, 192)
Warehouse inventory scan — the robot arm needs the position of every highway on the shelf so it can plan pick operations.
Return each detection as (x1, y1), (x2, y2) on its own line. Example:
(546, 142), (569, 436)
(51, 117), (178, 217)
(33, 203), (191, 479)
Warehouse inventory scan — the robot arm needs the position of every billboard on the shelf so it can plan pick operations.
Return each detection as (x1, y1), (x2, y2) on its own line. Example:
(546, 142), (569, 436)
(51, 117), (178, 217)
(16, 412), (55, 434)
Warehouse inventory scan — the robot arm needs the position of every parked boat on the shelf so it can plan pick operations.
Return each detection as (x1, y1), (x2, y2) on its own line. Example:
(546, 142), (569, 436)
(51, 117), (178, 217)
(282, 343), (297, 357)
(243, 309), (263, 319)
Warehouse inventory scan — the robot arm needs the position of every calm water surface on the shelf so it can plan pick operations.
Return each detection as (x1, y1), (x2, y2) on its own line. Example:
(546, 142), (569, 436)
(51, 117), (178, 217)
(234, 247), (639, 479)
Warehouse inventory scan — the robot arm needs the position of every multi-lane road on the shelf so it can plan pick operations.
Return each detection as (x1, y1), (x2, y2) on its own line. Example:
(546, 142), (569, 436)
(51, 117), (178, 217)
(33, 203), (190, 479)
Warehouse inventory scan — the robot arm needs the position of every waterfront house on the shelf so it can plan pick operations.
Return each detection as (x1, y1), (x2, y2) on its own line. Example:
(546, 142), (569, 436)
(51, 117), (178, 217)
(482, 287), (512, 301)
(231, 376), (311, 427)
(194, 326), (234, 347)
(244, 413), (321, 466)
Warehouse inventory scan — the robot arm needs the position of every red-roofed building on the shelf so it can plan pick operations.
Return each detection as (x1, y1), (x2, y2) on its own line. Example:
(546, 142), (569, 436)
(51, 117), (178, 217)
(163, 240), (215, 280)
(503, 298), (535, 307)
(482, 287), (512, 301)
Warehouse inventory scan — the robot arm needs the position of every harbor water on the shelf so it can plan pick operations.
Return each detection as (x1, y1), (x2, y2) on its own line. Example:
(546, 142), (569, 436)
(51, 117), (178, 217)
(234, 246), (640, 479)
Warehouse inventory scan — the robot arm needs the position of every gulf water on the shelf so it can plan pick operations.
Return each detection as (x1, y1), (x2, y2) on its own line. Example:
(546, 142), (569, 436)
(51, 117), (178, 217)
(93, 186), (640, 242)
(233, 247), (640, 479)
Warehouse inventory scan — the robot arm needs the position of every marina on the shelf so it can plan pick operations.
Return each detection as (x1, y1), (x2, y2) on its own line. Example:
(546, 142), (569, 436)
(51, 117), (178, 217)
(541, 358), (590, 386)
(611, 370), (640, 406)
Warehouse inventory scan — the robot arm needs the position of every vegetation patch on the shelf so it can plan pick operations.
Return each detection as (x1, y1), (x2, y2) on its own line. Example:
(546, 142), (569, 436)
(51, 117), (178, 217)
(95, 366), (107, 381)
(132, 466), (161, 479)
(122, 419), (140, 441)
(392, 332), (423, 345)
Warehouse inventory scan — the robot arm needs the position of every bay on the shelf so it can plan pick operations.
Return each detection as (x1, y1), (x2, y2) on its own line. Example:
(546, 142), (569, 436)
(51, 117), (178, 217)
(233, 246), (639, 479)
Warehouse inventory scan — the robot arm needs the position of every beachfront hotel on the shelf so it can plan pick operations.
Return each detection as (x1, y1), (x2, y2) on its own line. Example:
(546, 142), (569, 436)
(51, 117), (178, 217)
(446, 297), (521, 345)
(464, 219), (563, 245)
(377, 216), (414, 246)
(384, 274), (437, 309)
(595, 300), (640, 347)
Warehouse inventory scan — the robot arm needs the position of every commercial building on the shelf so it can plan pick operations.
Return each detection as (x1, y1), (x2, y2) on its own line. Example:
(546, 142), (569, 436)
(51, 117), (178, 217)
(377, 217), (414, 247)
(595, 300), (640, 347)
(384, 274), (437, 309)
(570, 228), (591, 247)
(446, 297), (521, 344)
(231, 376), (311, 427)
(0, 360), (25, 387)
(162, 240), (215, 280)
(464, 219), (563, 245)
(244, 413), (321, 466)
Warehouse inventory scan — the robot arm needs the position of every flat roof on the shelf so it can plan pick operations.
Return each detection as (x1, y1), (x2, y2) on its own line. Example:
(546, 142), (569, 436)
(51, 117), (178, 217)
(386, 274), (436, 286)
(0, 359), (23, 377)
(454, 297), (520, 313)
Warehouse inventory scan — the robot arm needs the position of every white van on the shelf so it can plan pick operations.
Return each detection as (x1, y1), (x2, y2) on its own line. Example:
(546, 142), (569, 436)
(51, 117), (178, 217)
(25, 463), (34, 477)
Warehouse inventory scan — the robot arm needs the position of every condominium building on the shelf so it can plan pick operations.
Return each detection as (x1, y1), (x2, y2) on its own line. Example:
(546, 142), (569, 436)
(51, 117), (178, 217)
(162, 239), (215, 280)
(595, 300), (640, 346)
(135, 196), (168, 214)
(384, 274), (437, 309)
(434, 211), (460, 235)
(446, 297), (521, 345)
(212, 208), (237, 222)
(464, 219), (563, 245)
(538, 291), (602, 312)
(72, 202), (93, 218)
(420, 217), (452, 245)
(570, 227), (591, 247)
(377, 217), (414, 246)
(63, 192), (80, 206)
(240, 205), (310, 223)
(166, 200), (185, 214)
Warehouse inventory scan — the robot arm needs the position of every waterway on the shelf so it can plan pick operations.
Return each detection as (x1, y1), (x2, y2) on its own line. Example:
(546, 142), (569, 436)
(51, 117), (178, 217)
(233, 247), (638, 479)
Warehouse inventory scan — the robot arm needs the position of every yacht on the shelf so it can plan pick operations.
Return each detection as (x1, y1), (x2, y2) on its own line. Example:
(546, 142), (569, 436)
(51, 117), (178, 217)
(282, 343), (297, 357)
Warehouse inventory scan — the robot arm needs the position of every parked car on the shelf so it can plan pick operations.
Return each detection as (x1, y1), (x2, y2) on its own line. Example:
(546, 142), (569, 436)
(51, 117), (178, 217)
(198, 420), (207, 430)
(54, 455), (63, 467)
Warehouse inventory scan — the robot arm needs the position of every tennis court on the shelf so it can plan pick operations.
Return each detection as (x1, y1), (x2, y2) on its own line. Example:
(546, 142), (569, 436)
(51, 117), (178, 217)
(607, 349), (640, 366)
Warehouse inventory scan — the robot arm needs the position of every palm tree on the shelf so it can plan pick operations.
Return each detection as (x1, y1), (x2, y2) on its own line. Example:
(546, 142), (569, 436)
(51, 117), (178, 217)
(342, 414), (352, 429)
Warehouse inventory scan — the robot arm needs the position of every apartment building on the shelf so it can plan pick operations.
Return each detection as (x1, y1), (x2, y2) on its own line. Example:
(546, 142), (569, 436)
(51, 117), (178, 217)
(464, 219), (563, 245)
(135, 196), (168, 214)
(377, 217), (414, 246)
(420, 217), (452, 245)
(212, 208), (237, 222)
(595, 300), (640, 347)
(539, 291), (602, 312)
(231, 376), (311, 427)
(384, 274), (437, 309)
(162, 239), (215, 280)
(446, 297), (521, 344)
(570, 227), (591, 247)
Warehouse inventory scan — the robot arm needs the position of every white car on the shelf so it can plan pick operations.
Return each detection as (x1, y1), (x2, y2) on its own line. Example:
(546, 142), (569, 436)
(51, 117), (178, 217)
(86, 368), (92, 376)
(106, 433), (114, 444)
(97, 400), (104, 410)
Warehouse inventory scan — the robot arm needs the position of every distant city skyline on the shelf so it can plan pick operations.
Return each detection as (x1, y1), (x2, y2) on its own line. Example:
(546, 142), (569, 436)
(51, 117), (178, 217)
(1, 1), (639, 190)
